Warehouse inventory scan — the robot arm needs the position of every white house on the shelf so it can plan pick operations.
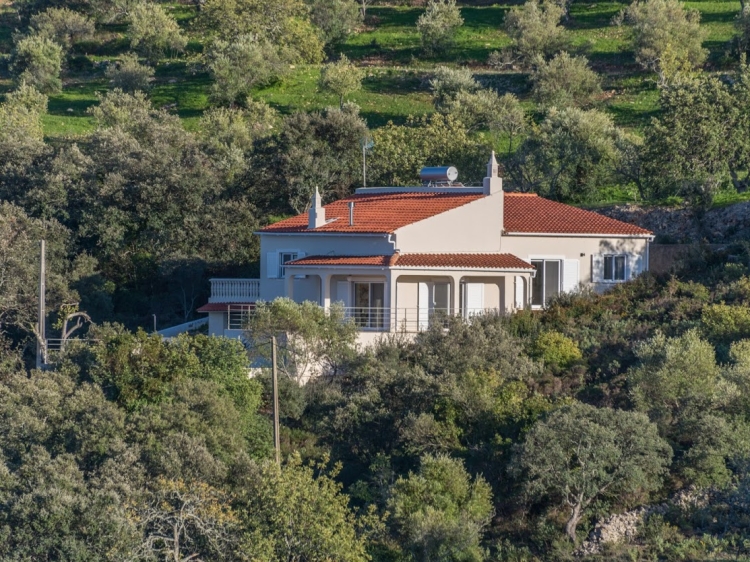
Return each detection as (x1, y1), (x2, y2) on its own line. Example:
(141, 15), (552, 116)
(198, 153), (653, 344)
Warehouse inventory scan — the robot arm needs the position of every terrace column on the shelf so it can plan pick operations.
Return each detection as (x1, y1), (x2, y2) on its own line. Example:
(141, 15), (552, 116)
(386, 271), (395, 332)
(450, 274), (462, 317)
(321, 273), (332, 311)
(285, 272), (294, 301)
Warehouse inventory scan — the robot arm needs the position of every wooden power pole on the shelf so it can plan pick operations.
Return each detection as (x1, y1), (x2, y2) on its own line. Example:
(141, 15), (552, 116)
(271, 335), (281, 466)
(36, 240), (46, 370)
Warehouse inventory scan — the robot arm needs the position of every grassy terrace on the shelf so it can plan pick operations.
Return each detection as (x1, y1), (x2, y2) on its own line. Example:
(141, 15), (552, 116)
(0, 0), (743, 138)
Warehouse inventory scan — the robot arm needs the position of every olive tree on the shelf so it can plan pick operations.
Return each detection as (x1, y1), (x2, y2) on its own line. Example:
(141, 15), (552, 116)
(319, 54), (363, 108)
(531, 51), (602, 108)
(203, 35), (285, 107)
(29, 7), (95, 49)
(417, 0), (464, 54)
(105, 52), (154, 92)
(618, 0), (706, 83)
(308, 0), (361, 48)
(504, 0), (566, 63)
(129, 2), (187, 62)
(512, 402), (671, 542)
(11, 34), (64, 93)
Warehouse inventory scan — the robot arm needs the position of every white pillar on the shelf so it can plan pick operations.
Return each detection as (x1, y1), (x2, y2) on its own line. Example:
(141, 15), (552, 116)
(450, 274), (462, 317)
(387, 272), (397, 332)
(285, 272), (294, 301)
(321, 273), (332, 311)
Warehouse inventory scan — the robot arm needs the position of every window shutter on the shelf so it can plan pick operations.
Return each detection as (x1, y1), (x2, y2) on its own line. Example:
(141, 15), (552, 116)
(514, 276), (524, 309)
(563, 259), (579, 293)
(418, 282), (429, 330)
(465, 283), (484, 317)
(591, 254), (604, 283)
(266, 252), (279, 278)
(629, 254), (642, 279)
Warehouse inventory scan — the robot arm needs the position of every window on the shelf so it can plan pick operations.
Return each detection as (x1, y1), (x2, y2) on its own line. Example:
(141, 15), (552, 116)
(353, 282), (385, 329)
(531, 260), (561, 307)
(278, 252), (298, 279)
(603, 255), (626, 282)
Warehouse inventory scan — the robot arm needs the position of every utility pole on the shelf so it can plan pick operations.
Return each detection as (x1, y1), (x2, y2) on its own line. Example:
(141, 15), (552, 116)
(36, 240), (46, 370)
(271, 335), (281, 466)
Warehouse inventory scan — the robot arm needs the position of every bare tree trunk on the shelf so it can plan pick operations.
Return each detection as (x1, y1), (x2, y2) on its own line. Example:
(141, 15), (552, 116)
(566, 503), (582, 543)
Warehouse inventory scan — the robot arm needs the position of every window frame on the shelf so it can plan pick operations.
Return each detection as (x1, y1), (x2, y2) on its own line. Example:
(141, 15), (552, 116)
(530, 258), (563, 308)
(602, 254), (627, 283)
(278, 251), (298, 279)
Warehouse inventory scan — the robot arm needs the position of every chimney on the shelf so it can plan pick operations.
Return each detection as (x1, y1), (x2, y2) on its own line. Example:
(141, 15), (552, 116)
(348, 202), (355, 226)
(483, 151), (503, 195)
(308, 186), (326, 229)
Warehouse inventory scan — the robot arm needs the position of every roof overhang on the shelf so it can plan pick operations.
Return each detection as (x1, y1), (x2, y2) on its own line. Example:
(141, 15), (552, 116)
(504, 232), (654, 240)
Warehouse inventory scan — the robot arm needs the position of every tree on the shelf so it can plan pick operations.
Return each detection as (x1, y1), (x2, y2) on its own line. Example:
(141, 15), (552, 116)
(308, 0), (361, 48)
(246, 299), (358, 382)
(131, 477), (239, 561)
(238, 455), (371, 562)
(128, 2), (187, 63)
(197, 0), (324, 63)
(642, 68), (750, 203)
(0, 83), (48, 172)
(619, 0), (706, 81)
(429, 65), (480, 111)
(11, 34), (64, 93)
(512, 402), (671, 542)
(504, 0), (566, 63)
(29, 7), (95, 49)
(248, 105), (368, 213)
(388, 455), (494, 562)
(531, 52), (602, 108)
(736, 5), (750, 55)
(506, 107), (622, 201)
(417, 0), (464, 55)
(369, 113), (489, 187)
(319, 55), (363, 108)
(105, 52), (154, 92)
(203, 35), (285, 107)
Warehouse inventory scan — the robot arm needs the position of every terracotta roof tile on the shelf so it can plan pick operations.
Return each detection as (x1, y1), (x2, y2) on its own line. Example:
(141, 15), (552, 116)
(396, 253), (535, 270)
(259, 192), (484, 234)
(260, 190), (652, 236)
(504, 193), (652, 236)
(286, 253), (535, 270)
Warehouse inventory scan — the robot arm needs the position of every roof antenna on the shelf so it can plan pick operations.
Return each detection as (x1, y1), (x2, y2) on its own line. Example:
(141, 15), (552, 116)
(360, 136), (374, 188)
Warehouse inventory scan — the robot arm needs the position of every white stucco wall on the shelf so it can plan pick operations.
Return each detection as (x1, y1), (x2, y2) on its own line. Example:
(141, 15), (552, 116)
(393, 191), (504, 252)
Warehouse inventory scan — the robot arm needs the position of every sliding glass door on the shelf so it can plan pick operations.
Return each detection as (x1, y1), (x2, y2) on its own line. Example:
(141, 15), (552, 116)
(353, 282), (385, 329)
(531, 260), (561, 307)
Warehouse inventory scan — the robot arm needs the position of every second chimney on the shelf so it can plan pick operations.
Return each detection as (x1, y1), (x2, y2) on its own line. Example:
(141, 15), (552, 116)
(348, 202), (355, 226)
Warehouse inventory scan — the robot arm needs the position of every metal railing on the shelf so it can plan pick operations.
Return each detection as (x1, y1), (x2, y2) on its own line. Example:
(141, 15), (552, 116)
(209, 278), (260, 303)
(227, 306), (501, 333)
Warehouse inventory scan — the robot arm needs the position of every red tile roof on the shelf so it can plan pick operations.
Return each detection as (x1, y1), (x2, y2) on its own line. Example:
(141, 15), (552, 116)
(504, 193), (652, 236)
(396, 253), (534, 269)
(197, 303), (256, 313)
(287, 253), (535, 270)
(259, 191), (484, 234)
(260, 190), (651, 236)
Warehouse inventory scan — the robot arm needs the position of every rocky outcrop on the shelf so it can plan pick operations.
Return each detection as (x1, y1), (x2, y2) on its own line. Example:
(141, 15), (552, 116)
(574, 489), (709, 557)
(593, 201), (750, 244)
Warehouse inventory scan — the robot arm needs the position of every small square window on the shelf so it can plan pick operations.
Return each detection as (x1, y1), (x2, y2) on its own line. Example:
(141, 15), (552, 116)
(279, 252), (298, 278)
(603, 255), (626, 282)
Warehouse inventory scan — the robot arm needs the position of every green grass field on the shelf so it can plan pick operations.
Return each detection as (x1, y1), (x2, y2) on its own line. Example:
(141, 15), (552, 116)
(0, 0), (743, 140)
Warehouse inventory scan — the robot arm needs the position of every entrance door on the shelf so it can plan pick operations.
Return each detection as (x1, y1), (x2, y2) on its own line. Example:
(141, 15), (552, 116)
(463, 283), (484, 318)
(418, 282), (451, 330)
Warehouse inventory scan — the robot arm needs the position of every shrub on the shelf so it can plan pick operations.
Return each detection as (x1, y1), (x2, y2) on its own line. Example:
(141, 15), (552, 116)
(531, 330), (582, 370)
(29, 7), (95, 49)
(417, 0), (464, 54)
(429, 65), (479, 110)
(531, 51), (601, 108)
(11, 34), (64, 93)
(129, 2), (187, 63)
(105, 53), (154, 93)
(702, 303), (750, 341)
(504, 0), (566, 63)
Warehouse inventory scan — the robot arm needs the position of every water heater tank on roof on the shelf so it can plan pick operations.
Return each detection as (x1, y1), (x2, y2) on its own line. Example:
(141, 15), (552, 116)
(419, 166), (458, 184)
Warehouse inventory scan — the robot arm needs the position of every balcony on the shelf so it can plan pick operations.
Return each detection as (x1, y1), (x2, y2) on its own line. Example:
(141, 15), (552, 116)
(209, 278), (260, 303)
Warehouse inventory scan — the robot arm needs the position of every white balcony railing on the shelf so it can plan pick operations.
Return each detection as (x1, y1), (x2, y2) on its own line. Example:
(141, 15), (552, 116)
(209, 278), (260, 303)
(227, 306), (500, 332)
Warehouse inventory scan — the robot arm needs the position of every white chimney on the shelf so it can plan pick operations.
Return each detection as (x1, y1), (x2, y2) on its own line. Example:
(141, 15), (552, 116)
(308, 186), (326, 229)
(483, 151), (503, 195)
(348, 202), (355, 226)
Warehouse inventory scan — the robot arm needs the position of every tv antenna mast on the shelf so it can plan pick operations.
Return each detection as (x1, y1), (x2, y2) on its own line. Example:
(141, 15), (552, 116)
(360, 135), (374, 188)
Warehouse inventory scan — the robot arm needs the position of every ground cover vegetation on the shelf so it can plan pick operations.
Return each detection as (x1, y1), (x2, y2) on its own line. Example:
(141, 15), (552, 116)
(3, 239), (750, 560)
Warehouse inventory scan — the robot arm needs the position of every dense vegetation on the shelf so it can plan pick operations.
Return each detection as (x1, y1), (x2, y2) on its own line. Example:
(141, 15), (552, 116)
(3, 245), (750, 560)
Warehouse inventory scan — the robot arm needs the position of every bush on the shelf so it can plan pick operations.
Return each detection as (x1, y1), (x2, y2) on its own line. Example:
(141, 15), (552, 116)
(429, 65), (479, 110)
(531, 330), (582, 370)
(702, 303), (750, 342)
(29, 7), (95, 49)
(531, 52), (602, 108)
(504, 0), (566, 63)
(129, 2), (187, 63)
(11, 34), (64, 93)
(417, 0), (464, 54)
(105, 53), (154, 93)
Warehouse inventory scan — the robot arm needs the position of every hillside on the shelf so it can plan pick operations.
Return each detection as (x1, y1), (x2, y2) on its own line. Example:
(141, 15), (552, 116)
(0, 0), (742, 137)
